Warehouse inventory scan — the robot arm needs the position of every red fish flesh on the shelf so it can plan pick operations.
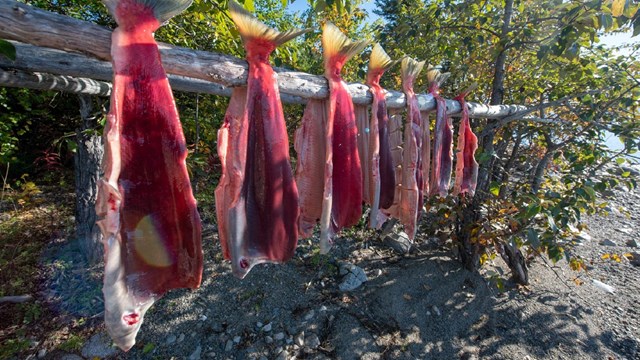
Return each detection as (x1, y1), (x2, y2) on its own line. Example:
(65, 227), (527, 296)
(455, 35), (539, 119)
(318, 23), (368, 252)
(398, 57), (426, 240)
(215, 1), (307, 277)
(420, 109), (431, 197)
(95, 0), (202, 351)
(356, 104), (371, 205)
(295, 99), (328, 238)
(382, 108), (404, 220)
(453, 91), (479, 196)
(428, 68), (453, 198)
(365, 44), (398, 228)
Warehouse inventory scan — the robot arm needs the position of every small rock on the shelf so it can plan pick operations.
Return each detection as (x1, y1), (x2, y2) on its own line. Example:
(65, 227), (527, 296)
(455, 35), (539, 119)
(225, 340), (234, 352)
(274, 332), (285, 341)
(276, 350), (289, 360)
(575, 231), (592, 242)
(338, 263), (368, 291)
(432, 305), (441, 316)
(81, 333), (118, 358)
(265, 336), (274, 344)
(257, 321), (263, 328)
(37, 349), (46, 359)
(630, 252), (640, 267)
(304, 334), (321, 349)
(166, 334), (177, 345)
(233, 335), (241, 343)
(599, 239), (617, 246)
(627, 239), (640, 248)
(262, 323), (272, 332)
(617, 227), (633, 235)
(188, 345), (202, 360)
(375, 269), (383, 277)
(319, 305), (327, 312)
(210, 322), (224, 332)
(259, 356), (268, 360)
(295, 331), (305, 347)
(304, 310), (315, 321)
(383, 231), (412, 254)
(274, 346), (284, 355)
(178, 333), (185, 343)
(199, 314), (207, 321)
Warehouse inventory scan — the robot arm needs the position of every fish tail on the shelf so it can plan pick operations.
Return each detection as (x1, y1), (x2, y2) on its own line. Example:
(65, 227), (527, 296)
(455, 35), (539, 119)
(400, 56), (426, 84)
(368, 43), (398, 73)
(426, 66), (451, 91)
(103, 0), (193, 24)
(322, 22), (369, 72)
(229, 0), (310, 46)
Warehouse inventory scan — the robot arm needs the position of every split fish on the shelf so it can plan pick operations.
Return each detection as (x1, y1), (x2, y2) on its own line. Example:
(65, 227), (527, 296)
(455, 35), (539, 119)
(318, 23), (368, 252)
(428, 68), (453, 198)
(397, 57), (426, 240)
(96, 0), (202, 351)
(365, 44), (398, 228)
(452, 89), (479, 197)
(215, 1), (308, 278)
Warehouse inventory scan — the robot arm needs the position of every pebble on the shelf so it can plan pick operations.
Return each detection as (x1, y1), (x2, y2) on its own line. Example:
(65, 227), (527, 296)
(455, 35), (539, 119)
(599, 239), (617, 246)
(262, 323), (272, 332)
(338, 263), (368, 291)
(432, 305), (441, 316)
(265, 336), (274, 344)
(178, 333), (185, 343)
(224, 340), (234, 352)
(617, 227), (633, 235)
(383, 231), (412, 254)
(304, 333), (321, 349)
(37, 349), (46, 359)
(576, 231), (592, 242)
(199, 314), (207, 321)
(274, 332), (286, 341)
(188, 345), (202, 360)
(81, 333), (118, 358)
(275, 350), (289, 360)
(295, 331), (305, 346)
(304, 310), (315, 320)
(257, 321), (263, 328)
(233, 335), (241, 343)
(627, 239), (639, 248)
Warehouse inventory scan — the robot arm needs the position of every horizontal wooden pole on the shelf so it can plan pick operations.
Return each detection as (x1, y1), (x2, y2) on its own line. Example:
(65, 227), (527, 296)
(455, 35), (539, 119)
(0, 68), (112, 96)
(0, 0), (528, 118)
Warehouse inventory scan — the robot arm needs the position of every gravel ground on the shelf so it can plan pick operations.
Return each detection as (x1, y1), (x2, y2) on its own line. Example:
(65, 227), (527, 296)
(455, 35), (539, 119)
(27, 184), (640, 360)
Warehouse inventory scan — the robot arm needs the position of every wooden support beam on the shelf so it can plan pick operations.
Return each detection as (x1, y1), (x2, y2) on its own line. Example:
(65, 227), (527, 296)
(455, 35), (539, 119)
(0, 0), (529, 118)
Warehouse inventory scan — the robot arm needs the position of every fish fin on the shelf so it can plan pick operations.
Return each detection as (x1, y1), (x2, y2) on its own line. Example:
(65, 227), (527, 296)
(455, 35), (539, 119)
(103, 0), (193, 23)
(400, 56), (426, 83)
(426, 66), (451, 89)
(229, 0), (310, 46)
(368, 43), (399, 73)
(322, 22), (369, 66)
(455, 82), (478, 100)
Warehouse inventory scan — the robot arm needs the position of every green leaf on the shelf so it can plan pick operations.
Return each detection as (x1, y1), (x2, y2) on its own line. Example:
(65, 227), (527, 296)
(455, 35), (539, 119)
(489, 181), (500, 196)
(615, 157), (626, 165)
(142, 343), (155, 354)
(547, 214), (558, 232)
(526, 228), (541, 248)
(0, 39), (16, 61)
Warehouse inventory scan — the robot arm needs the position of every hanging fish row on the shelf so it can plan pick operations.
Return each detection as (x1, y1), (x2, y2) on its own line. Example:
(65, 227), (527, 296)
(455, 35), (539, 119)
(94, 0), (479, 351)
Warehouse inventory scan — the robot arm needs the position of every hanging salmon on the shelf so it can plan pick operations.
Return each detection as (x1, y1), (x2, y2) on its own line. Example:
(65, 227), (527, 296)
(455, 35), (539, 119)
(397, 57), (426, 240)
(95, 0), (202, 351)
(317, 23), (369, 252)
(365, 44), (398, 228)
(452, 89), (479, 197)
(355, 105), (371, 206)
(295, 99), (328, 238)
(381, 108), (404, 221)
(420, 108), (431, 197)
(428, 68), (453, 198)
(215, 1), (308, 278)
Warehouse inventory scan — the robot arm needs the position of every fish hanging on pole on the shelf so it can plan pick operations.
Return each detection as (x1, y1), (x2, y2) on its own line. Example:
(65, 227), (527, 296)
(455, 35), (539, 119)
(382, 108), (404, 221)
(428, 67), (453, 198)
(398, 57), (426, 240)
(318, 23), (369, 253)
(452, 86), (479, 197)
(215, 0), (309, 278)
(95, 0), (202, 351)
(365, 44), (399, 228)
(355, 104), (371, 206)
(295, 99), (328, 238)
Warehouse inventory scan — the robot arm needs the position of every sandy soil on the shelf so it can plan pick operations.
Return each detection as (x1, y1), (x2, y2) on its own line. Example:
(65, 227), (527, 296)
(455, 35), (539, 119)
(21, 185), (640, 360)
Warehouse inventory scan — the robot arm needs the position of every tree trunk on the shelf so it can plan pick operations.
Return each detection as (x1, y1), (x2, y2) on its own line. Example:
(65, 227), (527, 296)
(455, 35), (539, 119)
(531, 149), (554, 194)
(74, 95), (104, 264)
(456, 199), (480, 271)
(498, 241), (529, 285)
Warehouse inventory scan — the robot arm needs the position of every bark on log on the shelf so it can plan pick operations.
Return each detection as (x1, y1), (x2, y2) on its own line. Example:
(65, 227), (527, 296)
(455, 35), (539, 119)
(75, 95), (104, 264)
(0, 68), (112, 96)
(0, 0), (529, 118)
